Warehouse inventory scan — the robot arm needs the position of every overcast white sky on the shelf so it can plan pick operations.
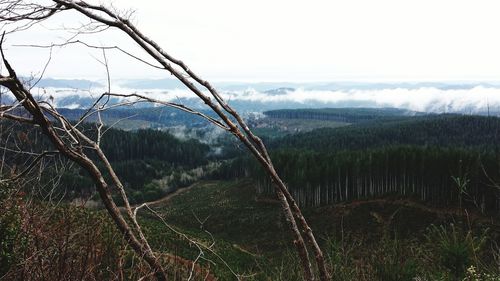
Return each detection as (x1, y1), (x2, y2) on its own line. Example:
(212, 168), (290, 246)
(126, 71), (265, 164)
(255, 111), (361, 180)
(3, 0), (500, 82)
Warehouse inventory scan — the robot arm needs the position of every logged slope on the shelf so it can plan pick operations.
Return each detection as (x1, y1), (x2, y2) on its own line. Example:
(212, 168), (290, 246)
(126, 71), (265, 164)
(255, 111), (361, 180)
(141, 180), (500, 280)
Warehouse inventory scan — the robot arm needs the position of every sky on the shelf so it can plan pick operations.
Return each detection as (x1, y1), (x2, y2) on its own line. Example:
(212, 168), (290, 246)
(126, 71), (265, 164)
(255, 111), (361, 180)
(3, 0), (500, 82)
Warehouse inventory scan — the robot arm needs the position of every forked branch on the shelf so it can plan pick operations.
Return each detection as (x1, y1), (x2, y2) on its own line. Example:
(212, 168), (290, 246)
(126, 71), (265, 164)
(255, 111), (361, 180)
(0, 1), (331, 280)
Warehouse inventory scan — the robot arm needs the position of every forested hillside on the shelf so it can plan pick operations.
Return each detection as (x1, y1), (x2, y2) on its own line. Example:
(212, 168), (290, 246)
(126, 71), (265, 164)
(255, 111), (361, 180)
(249, 107), (423, 138)
(1, 121), (213, 204)
(219, 114), (500, 213)
(272, 114), (500, 150)
(263, 107), (424, 123)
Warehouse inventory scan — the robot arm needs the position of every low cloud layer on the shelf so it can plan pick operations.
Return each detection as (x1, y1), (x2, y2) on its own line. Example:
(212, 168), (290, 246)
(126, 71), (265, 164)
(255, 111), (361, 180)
(5, 83), (500, 114)
(221, 86), (500, 113)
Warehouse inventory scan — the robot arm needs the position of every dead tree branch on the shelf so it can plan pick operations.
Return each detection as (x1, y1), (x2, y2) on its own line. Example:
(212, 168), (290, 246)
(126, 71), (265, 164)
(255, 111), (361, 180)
(0, 32), (169, 281)
(0, 1), (331, 279)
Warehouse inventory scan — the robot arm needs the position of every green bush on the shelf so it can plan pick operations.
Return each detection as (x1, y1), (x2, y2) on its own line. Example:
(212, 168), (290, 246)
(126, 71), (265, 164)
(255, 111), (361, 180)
(0, 184), (24, 277)
(426, 224), (488, 280)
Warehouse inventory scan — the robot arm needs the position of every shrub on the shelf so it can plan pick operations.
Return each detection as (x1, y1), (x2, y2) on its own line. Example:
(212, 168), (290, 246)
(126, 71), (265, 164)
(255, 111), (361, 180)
(425, 224), (489, 280)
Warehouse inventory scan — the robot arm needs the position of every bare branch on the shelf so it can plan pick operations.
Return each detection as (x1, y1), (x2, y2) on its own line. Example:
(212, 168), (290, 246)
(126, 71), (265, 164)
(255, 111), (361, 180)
(13, 40), (165, 71)
(0, 1), (331, 279)
(0, 2), (63, 22)
(3, 150), (59, 182)
(29, 45), (53, 90)
(0, 35), (169, 281)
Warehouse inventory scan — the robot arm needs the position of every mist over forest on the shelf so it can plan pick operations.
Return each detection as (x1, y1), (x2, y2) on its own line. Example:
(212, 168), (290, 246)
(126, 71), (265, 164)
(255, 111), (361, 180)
(9, 78), (500, 114)
(2, 1), (500, 280)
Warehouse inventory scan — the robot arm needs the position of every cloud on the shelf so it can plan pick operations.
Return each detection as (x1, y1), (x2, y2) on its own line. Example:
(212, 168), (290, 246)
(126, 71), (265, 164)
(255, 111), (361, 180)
(219, 86), (500, 113)
(5, 84), (500, 114)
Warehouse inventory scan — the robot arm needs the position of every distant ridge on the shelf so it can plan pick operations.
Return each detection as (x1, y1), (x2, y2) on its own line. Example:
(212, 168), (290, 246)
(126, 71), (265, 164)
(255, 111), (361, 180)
(27, 78), (103, 89)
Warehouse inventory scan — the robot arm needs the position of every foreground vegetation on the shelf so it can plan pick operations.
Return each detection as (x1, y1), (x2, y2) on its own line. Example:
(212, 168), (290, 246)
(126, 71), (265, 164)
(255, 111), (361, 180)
(149, 180), (500, 280)
(3, 180), (498, 280)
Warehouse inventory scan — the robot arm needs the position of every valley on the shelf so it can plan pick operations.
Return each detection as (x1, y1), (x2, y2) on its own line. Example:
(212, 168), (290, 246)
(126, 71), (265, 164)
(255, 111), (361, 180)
(2, 106), (500, 280)
(2, 2), (500, 279)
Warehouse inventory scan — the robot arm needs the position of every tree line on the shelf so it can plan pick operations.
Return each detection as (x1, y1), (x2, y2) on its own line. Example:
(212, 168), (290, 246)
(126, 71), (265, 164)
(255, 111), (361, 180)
(1, 122), (211, 203)
(264, 107), (422, 123)
(270, 114), (500, 151)
(216, 115), (500, 213)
